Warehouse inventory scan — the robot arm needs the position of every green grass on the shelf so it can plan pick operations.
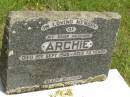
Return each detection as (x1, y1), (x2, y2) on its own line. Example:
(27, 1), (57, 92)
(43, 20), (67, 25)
(0, 0), (130, 85)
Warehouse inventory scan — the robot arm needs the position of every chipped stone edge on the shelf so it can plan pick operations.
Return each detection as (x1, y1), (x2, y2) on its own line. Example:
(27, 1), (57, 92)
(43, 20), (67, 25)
(6, 74), (107, 94)
(8, 11), (121, 27)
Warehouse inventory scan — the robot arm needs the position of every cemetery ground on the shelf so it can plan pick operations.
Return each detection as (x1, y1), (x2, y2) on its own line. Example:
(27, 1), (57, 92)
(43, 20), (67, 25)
(0, 0), (130, 86)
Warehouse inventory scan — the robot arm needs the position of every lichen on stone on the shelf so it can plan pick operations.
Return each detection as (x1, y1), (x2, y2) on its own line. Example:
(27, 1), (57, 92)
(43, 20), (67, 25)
(49, 88), (73, 97)
(6, 74), (106, 94)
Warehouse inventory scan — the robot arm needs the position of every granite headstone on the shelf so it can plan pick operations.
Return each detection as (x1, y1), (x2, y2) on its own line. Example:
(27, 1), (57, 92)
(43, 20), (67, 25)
(0, 11), (121, 94)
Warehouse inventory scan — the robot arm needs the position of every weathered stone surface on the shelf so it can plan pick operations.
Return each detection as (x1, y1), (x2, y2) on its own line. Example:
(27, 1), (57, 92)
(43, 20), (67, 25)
(0, 11), (121, 94)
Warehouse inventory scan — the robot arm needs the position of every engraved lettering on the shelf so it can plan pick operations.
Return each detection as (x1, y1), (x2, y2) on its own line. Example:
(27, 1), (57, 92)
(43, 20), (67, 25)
(41, 40), (93, 52)
(19, 49), (108, 61)
(41, 19), (98, 31)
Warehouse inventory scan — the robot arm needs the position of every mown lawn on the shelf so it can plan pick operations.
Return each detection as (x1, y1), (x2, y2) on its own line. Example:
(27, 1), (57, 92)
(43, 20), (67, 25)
(0, 0), (130, 85)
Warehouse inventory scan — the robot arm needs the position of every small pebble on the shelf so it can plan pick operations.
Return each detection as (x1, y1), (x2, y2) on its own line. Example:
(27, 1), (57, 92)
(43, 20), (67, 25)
(39, 22), (42, 24)
(28, 27), (32, 30)
(8, 50), (14, 56)
(24, 23), (28, 26)
(12, 31), (16, 34)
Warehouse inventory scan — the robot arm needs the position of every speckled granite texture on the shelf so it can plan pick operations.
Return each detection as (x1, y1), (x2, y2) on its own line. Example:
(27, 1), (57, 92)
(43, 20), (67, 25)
(0, 11), (120, 94)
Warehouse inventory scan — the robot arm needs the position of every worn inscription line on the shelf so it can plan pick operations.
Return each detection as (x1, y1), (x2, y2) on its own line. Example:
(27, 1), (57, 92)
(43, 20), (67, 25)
(43, 75), (82, 84)
(19, 49), (107, 61)
(46, 34), (93, 40)
(41, 19), (98, 31)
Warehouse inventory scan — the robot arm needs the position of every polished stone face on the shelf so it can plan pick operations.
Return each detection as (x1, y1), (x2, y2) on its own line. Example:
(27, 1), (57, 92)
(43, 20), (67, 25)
(0, 11), (120, 94)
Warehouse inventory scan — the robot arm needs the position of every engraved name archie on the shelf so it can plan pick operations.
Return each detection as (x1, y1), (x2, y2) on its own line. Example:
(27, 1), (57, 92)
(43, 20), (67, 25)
(41, 40), (93, 52)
